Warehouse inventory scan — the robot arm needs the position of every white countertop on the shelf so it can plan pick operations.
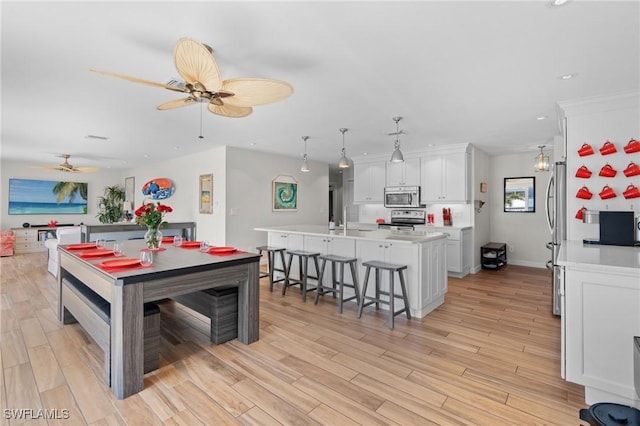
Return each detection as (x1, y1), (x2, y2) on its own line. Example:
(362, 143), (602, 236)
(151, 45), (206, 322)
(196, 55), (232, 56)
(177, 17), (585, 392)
(557, 240), (640, 275)
(255, 225), (448, 244)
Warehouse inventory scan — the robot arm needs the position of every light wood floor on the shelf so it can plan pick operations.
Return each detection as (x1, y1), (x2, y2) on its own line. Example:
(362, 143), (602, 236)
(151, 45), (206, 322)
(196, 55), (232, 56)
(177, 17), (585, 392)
(1, 252), (587, 425)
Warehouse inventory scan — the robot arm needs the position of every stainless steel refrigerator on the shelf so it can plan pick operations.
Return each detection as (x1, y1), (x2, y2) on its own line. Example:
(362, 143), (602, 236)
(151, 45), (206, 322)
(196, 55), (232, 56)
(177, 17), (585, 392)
(545, 161), (566, 316)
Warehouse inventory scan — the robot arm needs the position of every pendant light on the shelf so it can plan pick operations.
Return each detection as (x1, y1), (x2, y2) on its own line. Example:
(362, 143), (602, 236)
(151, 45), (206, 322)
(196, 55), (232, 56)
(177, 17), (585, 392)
(389, 116), (405, 163)
(338, 128), (350, 169)
(535, 145), (550, 172)
(300, 136), (310, 172)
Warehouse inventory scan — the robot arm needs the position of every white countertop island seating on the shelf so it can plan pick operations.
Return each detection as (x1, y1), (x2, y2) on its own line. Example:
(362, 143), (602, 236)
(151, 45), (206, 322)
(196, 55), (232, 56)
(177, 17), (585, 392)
(255, 225), (449, 318)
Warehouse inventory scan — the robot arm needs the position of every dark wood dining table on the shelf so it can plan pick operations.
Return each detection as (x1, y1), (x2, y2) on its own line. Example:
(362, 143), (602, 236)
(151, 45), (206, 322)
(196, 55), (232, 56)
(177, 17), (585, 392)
(57, 240), (260, 399)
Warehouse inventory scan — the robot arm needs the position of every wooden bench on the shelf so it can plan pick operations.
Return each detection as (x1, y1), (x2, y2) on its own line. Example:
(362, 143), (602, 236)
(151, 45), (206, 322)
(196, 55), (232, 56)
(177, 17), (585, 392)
(61, 275), (160, 386)
(172, 285), (238, 344)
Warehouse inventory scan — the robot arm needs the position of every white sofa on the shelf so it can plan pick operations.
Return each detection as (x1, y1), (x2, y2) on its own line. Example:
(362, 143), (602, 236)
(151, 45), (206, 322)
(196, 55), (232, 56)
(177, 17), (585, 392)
(45, 226), (82, 277)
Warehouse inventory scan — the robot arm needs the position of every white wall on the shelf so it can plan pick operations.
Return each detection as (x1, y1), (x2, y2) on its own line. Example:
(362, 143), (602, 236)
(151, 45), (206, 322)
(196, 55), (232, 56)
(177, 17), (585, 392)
(490, 152), (552, 268)
(2, 145), (330, 256)
(472, 147), (491, 272)
(226, 146), (329, 252)
(0, 160), (122, 229)
(123, 146), (227, 245)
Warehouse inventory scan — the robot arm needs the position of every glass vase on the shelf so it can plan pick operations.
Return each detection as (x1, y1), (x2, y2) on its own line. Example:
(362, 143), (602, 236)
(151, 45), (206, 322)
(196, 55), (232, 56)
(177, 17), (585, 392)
(144, 226), (163, 250)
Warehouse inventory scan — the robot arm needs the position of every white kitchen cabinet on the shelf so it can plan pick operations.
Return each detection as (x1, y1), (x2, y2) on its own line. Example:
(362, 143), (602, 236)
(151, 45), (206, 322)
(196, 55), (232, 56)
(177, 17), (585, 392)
(420, 152), (470, 203)
(414, 226), (472, 277)
(385, 157), (421, 187)
(267, 232), (304, 281)
(353, 161), (386, 203)
(12, 227), (54, 254)
(564, 267), (640, 406)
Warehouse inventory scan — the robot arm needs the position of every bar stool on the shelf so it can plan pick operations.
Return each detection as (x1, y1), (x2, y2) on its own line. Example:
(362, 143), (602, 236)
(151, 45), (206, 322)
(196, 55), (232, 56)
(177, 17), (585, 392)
(283, 250), (321, 302)
(256, 246), (287, 292)
(357, 260), (411, 329)
(314, 254), (360, 314)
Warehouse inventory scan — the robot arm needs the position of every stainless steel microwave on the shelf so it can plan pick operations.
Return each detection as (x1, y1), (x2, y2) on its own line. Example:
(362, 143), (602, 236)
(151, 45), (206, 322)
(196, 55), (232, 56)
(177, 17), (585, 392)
(384, 186), (423, 208)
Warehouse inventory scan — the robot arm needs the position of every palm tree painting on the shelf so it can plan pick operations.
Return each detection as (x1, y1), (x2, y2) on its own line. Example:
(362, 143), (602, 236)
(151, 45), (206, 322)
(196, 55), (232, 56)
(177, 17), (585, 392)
(8, 178), (88, 215)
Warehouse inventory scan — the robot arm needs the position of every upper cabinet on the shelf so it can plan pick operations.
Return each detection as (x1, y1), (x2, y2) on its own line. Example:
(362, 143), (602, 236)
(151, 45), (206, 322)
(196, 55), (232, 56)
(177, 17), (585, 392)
(420, 151), (470, 203)
(353, 161), (386, 203)
(353, 143), (472, 205)
(385, 157), (421, 187)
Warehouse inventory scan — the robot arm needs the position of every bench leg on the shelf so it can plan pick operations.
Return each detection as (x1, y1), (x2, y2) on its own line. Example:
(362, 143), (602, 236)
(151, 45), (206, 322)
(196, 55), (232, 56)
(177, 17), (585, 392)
(389, 270), (395, 329)
(398, 270), (411, 320)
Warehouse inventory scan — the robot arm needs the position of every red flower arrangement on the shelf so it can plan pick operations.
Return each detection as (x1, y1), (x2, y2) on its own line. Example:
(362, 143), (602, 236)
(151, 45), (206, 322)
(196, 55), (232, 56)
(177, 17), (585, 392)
(47, 220), (58, 228)
(135, 202), (173, 229)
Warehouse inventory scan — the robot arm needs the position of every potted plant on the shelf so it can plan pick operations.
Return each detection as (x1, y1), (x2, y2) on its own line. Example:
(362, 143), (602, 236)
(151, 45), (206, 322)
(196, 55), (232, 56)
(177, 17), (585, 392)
(96, 185), (125, 224)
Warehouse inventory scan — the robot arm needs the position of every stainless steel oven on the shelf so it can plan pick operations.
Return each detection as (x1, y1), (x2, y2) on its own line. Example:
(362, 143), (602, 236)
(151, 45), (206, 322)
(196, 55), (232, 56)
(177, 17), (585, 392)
(378, 210), (426, 230)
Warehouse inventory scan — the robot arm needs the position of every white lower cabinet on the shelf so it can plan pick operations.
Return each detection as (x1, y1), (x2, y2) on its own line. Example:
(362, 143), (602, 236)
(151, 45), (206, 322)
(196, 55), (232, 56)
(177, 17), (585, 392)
(267, 232), (304, 281)
(414, 227), (471, 277)
(564, 268), (640, 406)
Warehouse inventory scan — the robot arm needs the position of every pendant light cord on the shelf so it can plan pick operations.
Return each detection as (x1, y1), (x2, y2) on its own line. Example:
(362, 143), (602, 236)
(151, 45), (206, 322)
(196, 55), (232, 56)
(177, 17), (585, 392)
(198, 101), (204, 139)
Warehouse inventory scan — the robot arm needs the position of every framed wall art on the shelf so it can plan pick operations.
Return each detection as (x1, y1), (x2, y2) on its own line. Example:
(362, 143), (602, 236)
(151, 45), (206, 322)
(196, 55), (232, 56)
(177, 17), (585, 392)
(272, 174), (298, 211)
(504, 177), (535, 213)
(124, 176), (135, 206)
(199, 174), (213, 214)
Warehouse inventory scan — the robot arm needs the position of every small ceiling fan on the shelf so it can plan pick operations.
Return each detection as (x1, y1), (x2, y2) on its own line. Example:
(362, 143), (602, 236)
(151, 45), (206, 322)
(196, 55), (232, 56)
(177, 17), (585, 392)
(34, 154), (99, 173)
(90, 37), (294, 118)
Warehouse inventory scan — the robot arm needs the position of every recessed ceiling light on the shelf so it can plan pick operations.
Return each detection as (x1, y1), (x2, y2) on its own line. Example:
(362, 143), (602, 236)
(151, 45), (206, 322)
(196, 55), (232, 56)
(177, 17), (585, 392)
(559, 73), (577, 80)
(363, 152), (368, 156)
(537, 116), (547, 121)
(550, 0), (570, 6)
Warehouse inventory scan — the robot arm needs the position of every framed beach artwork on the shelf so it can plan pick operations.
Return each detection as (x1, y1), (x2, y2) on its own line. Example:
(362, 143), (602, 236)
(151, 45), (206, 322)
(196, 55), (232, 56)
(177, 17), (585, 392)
(199, 174), (213, 214)
(272, 174), (298, 211)
(8, 178), (88, 215)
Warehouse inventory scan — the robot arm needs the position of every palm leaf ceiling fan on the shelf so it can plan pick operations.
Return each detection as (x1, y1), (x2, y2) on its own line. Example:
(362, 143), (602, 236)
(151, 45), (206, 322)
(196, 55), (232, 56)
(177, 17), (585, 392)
(34, 154), (99, 173)
(90, 37), (294, 118)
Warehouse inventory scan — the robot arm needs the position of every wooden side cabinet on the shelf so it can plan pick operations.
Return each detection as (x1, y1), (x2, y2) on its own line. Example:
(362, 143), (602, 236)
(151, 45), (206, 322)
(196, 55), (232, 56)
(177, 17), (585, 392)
(481, 242), (507, 270)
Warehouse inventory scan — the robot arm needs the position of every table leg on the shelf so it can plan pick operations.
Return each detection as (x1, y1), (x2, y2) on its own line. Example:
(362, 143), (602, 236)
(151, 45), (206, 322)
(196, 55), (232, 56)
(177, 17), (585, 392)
(237, 260), (260, 344)
(111, 281), (144, 399)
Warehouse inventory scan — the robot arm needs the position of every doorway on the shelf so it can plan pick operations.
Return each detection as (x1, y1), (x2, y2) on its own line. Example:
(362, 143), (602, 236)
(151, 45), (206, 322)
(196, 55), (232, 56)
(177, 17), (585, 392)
(328, 187), (334, 221)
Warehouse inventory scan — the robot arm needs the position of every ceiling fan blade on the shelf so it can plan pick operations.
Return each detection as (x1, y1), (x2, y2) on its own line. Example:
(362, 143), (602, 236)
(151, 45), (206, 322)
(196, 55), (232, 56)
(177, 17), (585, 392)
(156, 97), (197, 110)
(74, 167), (99, 173)
(90, 68), (186, 92)
(221, 78), (293, 107)
(174, 38), (222, 92)
(207, 103), (252, 118)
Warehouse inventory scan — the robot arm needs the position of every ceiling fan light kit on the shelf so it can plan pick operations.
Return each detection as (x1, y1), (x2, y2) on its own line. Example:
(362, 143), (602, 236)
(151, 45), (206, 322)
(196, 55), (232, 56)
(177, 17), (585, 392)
(91, 37), (293, 119)
(338, 128), (351, 169)
(389, 116), (405, 163)
(301, 136), (310, 172)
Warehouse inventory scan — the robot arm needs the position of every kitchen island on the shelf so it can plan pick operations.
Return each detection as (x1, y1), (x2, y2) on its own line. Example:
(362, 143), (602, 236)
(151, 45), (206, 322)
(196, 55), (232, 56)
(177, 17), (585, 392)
(255, 225), (448, 318)
(557, 240), (640, 408)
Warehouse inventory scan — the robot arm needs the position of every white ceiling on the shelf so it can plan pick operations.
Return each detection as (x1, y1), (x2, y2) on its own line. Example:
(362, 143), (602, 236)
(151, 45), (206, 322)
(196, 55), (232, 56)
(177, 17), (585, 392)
(2, 1), (639, 172)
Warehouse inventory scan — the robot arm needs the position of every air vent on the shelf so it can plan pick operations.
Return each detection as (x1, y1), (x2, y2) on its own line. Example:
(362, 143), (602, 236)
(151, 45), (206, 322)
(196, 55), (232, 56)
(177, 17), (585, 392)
(85, 135), (109, 140)
(165, 79), (186, 90)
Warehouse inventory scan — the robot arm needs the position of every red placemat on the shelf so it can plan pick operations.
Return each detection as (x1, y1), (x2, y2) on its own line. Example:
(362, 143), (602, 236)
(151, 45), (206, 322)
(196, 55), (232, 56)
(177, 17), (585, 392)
(179, 241), (201, 249)
(140, 247), (167, 252)
(161, 237), (175, 243)
(80, 248), (115, 259)
(98, 263), (153, 273)
(67, 243), (97, 251)
(209, 246), (237, 255)
(209, 249), (247, 257)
